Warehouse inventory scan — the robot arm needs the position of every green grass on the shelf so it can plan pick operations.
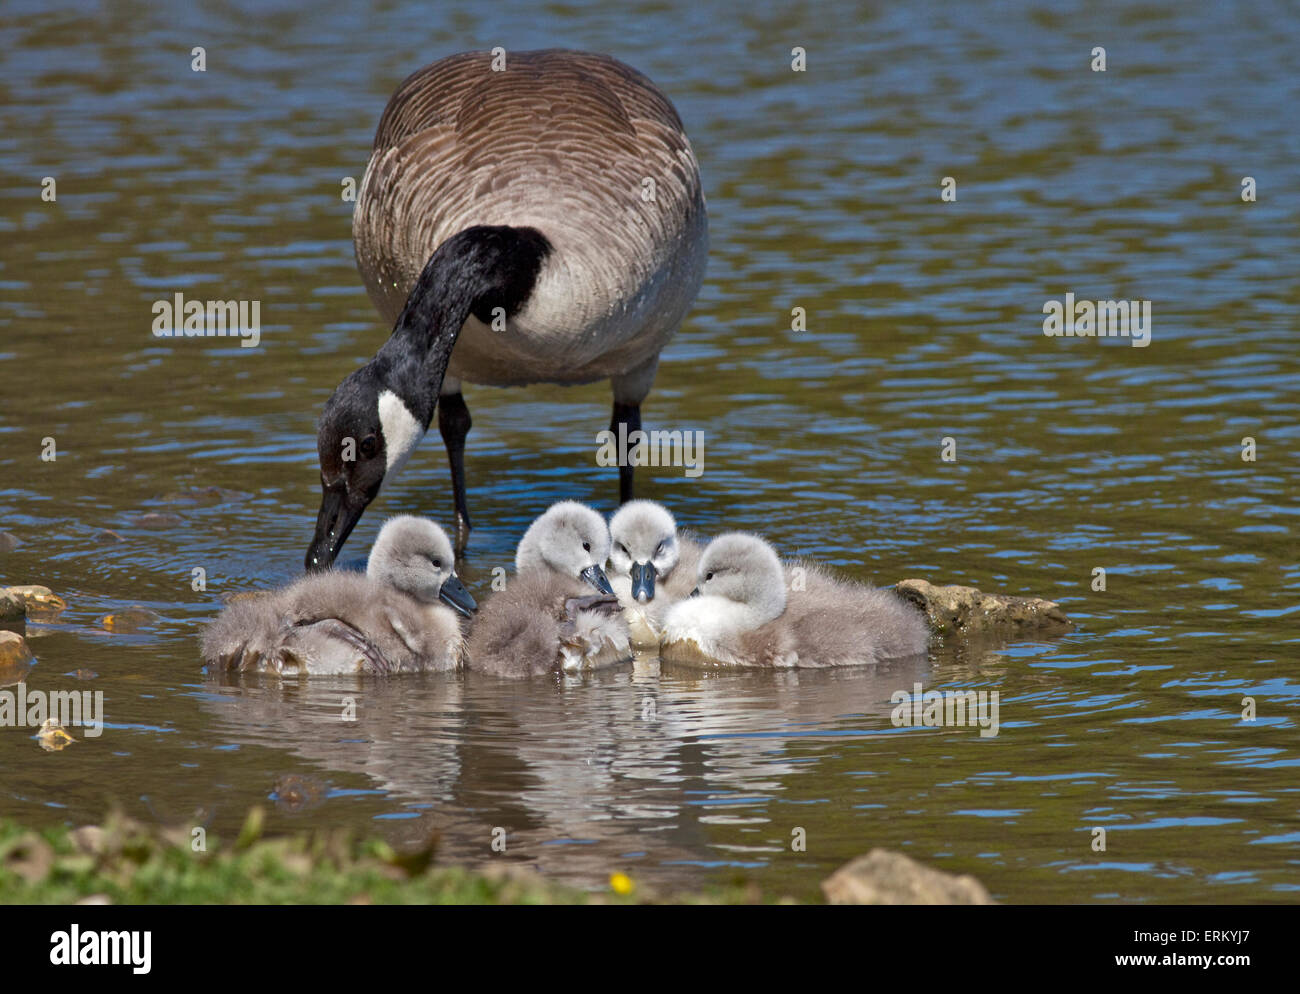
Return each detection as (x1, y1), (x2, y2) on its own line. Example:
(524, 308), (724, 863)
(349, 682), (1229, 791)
(0, 809), (786, 905)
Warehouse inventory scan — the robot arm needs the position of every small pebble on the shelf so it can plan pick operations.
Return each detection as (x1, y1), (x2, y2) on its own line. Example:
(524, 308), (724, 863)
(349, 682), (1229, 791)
(36, 718), (76, 752)
(0, 631), (36, 685)
(69, 825), (106, 855)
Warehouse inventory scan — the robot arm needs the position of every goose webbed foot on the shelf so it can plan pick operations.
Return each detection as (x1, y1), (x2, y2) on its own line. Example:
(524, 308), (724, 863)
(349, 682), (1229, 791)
(453, 510), (472, 557)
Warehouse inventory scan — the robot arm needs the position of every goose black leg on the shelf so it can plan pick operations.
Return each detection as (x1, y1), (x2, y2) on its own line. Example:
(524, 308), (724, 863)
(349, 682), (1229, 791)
(610, 399), (640, 504)
(438, 392), (473, 552)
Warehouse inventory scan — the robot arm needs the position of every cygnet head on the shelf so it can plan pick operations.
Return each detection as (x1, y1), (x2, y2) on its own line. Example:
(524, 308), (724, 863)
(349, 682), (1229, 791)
(515, 501), (614, 594)
(609, 500), (680, 603)
(692, 533), (787, 625)
(366, 516), (477, 616)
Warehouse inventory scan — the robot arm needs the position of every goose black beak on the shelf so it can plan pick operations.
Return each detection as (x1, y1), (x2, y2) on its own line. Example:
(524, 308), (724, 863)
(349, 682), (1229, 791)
(630, 561), (656, 603)
(579, 564), (615, 596)
(305, 484), (369, 572)
(438, 574), (477, 617)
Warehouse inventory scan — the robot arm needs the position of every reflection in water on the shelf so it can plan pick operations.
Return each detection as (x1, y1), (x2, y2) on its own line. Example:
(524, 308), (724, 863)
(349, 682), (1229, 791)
(199, 654), (930, 890)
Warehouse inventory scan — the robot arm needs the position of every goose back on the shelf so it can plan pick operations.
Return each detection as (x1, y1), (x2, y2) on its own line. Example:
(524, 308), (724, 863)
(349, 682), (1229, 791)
(352, 49), (708, 390)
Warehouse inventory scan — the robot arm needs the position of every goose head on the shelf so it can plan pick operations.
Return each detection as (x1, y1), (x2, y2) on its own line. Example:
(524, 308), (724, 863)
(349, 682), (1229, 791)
(307, 366), (429, 572)
(690, 533), (787, 626)
(515, 501), (614, 595)
(608, 500), (680, 603)
(367, 515), (477, 616)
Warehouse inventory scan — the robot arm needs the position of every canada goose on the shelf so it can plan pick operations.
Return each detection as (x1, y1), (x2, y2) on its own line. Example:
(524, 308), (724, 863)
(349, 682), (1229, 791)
(204, 516), (476, 675)
(465, 501), (631, 677)
(607, 499), (703, 648)
(661, 533), (929, 668)
(305, 49), (708, 570)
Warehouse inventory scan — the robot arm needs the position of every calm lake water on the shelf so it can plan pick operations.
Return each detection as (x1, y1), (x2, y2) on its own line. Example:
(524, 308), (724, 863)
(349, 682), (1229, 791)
(1, 0), (1298, 903)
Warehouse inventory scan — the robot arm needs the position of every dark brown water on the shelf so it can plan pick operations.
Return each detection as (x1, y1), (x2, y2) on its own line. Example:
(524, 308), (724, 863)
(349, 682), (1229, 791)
(1, 0), (1297, 902)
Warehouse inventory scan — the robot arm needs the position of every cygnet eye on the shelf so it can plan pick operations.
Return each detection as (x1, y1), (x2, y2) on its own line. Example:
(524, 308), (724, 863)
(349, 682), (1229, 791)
(582, 542), (591, 552)
(617, 543), (628, 556)
(706, 571), (714, 581)
(655, 541), (667, 556)
(431, 558), (442, 569)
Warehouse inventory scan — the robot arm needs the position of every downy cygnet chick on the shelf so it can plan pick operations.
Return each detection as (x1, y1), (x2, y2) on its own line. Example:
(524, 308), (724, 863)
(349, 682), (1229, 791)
(607, 500), (703, 649)
(465, 500), (631, 677)
(661, 533), (928, 668)
(203, 516), (476, 676)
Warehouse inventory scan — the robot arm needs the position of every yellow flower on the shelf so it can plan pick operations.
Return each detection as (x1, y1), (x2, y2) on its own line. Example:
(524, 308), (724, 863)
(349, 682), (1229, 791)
(610, 872), (634, 895)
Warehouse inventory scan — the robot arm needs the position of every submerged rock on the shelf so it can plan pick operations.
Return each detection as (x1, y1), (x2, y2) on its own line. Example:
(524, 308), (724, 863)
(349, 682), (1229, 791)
(156, 485), (251, 506)
(92, 529), (125, 545)
(99, 606), (161, 633)
(895, 578), (1070, 638)
(0, 585), (67, 622)
(272, 774), (327, 814)
(134, 512), (185, 529)
(0, 531), (20, 553)
(822, 849), (996, 905)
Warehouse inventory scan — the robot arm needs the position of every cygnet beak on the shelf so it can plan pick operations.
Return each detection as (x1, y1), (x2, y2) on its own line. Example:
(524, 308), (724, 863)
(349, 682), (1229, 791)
(630, 561), (656, 603)
(579, 564), (615, 596)
(438, 574), (478, 617)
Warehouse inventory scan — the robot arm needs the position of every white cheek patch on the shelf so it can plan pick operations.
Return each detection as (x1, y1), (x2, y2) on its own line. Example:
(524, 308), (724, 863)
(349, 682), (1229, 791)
(377, 390), (425, 484)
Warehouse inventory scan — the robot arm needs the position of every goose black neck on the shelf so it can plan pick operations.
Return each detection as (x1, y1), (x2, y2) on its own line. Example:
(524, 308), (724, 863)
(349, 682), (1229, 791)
(375, 225), (552, 426)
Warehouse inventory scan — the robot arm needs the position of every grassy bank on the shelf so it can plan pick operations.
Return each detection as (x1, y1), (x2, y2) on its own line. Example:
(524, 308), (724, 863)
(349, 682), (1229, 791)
(0, 809), (782, 905)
